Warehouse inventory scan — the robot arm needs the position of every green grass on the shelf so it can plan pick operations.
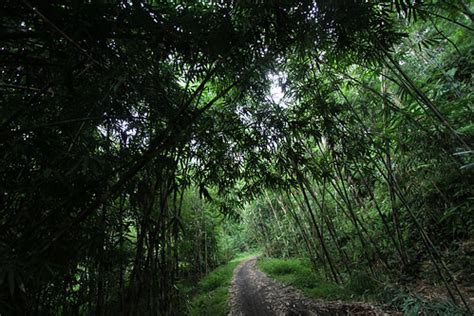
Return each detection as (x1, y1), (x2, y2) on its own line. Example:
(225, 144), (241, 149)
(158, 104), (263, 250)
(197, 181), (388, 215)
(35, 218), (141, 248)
(256, 257), (377, 301)
(189, 251), (260, 316)
(257, 257), (472, 315)
(394, 293), (470, 316)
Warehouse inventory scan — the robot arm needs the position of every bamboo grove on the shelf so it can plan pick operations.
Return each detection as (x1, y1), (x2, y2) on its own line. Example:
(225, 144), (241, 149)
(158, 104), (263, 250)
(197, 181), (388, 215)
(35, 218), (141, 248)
(1, 1), (473, 315)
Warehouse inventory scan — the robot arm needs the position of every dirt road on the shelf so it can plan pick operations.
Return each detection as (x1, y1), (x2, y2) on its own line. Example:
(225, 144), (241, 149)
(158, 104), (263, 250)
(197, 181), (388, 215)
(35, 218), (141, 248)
(229, 257), (385, 316)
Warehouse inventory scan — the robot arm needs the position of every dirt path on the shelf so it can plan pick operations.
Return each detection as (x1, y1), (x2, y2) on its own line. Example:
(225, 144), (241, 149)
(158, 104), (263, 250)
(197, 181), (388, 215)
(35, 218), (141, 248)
(229, 257), (386, 316)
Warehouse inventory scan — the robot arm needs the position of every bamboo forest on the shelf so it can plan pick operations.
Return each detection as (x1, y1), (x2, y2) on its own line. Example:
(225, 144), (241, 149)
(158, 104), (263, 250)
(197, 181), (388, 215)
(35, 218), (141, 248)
(1, 1), (473, 315)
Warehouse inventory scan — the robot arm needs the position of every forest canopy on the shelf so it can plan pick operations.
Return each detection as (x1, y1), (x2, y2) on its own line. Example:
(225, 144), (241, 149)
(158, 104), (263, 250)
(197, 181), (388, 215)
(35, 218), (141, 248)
(0, 0), (473, 315)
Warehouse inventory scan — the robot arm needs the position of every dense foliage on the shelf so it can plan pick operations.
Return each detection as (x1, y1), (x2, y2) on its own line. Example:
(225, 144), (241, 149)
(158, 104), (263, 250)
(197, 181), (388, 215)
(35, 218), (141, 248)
(238, 3), (473, 312)
(0, 0), (472, 315)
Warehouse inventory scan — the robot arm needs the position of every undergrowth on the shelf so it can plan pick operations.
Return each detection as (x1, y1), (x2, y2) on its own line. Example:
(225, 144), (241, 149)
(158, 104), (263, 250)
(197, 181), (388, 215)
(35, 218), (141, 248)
(380, 286), (471, 316)
(256, 257), (376, 300)
(257, 257), (471, 315)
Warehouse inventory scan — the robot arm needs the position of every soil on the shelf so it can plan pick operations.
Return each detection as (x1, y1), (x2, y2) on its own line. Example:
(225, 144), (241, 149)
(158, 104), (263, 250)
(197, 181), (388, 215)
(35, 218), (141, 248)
(228, 257), (389, 316)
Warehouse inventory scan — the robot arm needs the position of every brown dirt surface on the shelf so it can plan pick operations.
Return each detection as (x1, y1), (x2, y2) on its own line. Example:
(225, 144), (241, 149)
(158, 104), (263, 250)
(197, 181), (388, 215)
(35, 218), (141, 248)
(228, 257), (393, 316)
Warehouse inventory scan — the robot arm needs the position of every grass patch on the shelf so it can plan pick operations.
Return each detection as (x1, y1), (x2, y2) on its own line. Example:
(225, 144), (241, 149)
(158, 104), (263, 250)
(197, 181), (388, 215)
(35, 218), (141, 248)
(395, 293), (470, 316)
(257, 257), (472, 315)
(189, 251), (259, 316)
(257, 257), (377, 301)
(377, 285), (471, 316)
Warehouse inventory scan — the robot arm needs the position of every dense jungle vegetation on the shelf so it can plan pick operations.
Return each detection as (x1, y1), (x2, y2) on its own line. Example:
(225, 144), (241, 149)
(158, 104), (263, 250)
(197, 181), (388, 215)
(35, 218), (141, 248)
(1, 0), (473, 315)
